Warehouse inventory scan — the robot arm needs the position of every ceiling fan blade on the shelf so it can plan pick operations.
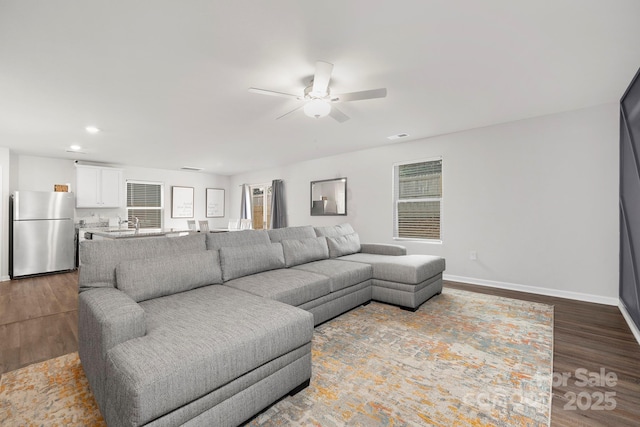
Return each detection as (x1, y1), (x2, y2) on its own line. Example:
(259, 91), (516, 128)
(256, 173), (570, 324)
(276, 104), (305, 120)
(329, 105), (350, 123)
(311, 61), (333, 96)
(249, 87), (301, 99)
(331, 88), (387, 102)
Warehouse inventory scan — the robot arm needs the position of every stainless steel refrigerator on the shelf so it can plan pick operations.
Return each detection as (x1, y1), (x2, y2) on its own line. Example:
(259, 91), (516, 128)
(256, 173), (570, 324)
(10, 191), (76, 278)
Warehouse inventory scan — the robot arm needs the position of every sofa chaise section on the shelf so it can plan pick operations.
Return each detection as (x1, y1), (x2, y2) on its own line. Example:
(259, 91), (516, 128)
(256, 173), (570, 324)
(340, 253), (445, 309)
(314, 224), (446, 310)
(78, 233), (314, 427)
(78, 233), (209, 410)
(106, 285), (312, 427)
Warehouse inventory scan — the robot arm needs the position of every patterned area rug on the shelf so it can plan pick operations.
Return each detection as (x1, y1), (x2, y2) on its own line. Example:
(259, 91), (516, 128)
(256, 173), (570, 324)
(0, 288), (553, 426)
(0, 352), (105, 426)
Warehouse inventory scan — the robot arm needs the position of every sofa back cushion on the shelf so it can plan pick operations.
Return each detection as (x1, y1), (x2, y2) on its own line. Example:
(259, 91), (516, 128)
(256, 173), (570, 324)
(220, 243), (285, 281)
(205, 229), (271, 250)
(116, 251), (222, 302)
(267, 226), (316, 243)
(281, 237), (329, 267)
(326, 233), (361, 258)
(79, 234), (207, 292)
(314, 223), (355, 238)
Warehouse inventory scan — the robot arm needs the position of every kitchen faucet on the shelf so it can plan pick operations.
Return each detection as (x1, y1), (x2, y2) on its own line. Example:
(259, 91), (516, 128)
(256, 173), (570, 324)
(118, 216), (140, 231)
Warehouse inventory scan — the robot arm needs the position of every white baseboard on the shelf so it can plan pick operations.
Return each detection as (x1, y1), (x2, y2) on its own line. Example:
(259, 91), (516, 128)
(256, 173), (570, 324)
(618, 302), (640, 346)
(1, 275), (10, 282)
(443, 274), (619, 306)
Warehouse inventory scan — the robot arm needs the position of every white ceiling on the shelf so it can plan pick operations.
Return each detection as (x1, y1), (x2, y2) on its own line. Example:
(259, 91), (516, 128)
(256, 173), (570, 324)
(2, 0), (640, 176)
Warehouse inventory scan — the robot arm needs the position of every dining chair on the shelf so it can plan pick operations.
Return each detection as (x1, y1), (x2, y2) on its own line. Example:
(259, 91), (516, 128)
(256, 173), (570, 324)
(240, 219), (252, 230)
(198, 220), (210, 233)
(228, 219), (240, 231)
(187, 220), (196, 231)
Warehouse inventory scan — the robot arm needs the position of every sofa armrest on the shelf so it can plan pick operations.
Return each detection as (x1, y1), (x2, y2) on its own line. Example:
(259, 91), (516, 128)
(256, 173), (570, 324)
(360, 243), (407, 256)
(78, 287), (146, 410)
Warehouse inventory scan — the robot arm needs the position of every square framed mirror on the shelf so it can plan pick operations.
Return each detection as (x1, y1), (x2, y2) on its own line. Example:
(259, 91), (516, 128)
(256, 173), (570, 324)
(310, 177), (347, 216)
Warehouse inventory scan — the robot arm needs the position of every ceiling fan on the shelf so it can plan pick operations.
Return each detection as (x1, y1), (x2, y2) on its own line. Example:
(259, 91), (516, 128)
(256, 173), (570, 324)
(249, 61), (387, 123)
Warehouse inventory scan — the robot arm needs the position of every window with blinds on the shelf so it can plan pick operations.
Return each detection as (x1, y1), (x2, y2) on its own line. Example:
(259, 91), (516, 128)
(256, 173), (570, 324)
(126, 181), (163, 229)
(393, 158), (442, 241)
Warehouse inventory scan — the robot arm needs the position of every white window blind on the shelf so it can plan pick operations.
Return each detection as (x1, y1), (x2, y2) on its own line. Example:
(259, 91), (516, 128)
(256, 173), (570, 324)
(393, 158), (442, 240)
(126, 181), (163, 229)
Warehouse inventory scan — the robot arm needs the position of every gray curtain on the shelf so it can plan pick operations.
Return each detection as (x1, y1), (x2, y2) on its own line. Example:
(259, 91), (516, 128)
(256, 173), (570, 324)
(240, 184), (252, 220)
(270, 179), (287, 229)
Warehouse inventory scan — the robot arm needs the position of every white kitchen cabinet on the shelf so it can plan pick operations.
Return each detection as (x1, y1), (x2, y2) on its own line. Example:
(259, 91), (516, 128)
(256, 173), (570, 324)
(76, 165), (123, 208)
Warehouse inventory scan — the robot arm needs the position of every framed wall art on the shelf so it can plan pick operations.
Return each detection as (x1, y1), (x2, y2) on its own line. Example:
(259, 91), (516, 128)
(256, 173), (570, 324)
(171, 186), (194, 218)
(206, 188), (225, 218)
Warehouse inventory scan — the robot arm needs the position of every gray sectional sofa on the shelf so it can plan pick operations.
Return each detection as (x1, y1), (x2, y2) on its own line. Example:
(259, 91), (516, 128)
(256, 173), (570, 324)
(78, 223), (445, 427)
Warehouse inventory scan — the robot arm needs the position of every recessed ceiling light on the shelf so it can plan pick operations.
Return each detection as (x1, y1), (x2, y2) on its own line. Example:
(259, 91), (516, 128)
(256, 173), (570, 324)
(69, 144), (82, 151)
(85, 126), (100, 134)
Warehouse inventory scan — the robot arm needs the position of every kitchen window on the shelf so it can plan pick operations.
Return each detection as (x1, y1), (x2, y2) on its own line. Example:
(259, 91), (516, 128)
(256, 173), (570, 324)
(126, 181), (164, 229)
(393, 158), (442, 241)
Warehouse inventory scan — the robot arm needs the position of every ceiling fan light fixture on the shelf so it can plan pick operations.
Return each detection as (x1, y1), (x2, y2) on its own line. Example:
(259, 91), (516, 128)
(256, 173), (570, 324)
(304, 99), (331, 119)
(249, 60), (386, 122)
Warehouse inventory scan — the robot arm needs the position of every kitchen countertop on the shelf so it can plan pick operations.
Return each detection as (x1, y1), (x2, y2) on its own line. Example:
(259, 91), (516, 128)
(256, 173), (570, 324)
(86, 228), (196, 239)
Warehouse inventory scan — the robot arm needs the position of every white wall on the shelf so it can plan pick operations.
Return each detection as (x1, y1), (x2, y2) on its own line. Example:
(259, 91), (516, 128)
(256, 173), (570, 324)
(0, 148), (10, 280)
(11, 155), (230, 229)
(230, 103), (619, 303)
(117, 165), (229, 230)
(15, 156), (75, 193)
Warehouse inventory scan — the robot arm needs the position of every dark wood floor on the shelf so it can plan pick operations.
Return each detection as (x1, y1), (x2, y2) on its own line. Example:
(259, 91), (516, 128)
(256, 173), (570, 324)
(0, 271), (78, 375)
(447, 281), (640, 427)
(1, 273), (638, 425)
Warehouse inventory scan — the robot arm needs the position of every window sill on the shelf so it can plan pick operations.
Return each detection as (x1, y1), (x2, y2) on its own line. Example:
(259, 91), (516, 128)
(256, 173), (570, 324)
(393, 237), (442, 245)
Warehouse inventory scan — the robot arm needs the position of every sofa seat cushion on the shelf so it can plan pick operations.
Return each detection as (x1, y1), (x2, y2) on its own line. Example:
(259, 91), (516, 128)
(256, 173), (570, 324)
(292, 259), (372, 292)
(107, 285), (313, 427)
(224, 269), (331, 306)
(339, 253), (445, 285)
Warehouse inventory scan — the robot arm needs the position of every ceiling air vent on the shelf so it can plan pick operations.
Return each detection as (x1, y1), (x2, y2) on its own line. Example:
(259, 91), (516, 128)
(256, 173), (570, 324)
(387, 133), (409, 140)
(180, 166), (203, 172)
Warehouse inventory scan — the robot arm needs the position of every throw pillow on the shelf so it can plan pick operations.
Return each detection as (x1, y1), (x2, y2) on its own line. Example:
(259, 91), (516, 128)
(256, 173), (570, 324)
(116, 250), (222, 302)
(219, 243), (285, 281)
(326, 233), (361, 258)
(282, 237), (329, 267)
